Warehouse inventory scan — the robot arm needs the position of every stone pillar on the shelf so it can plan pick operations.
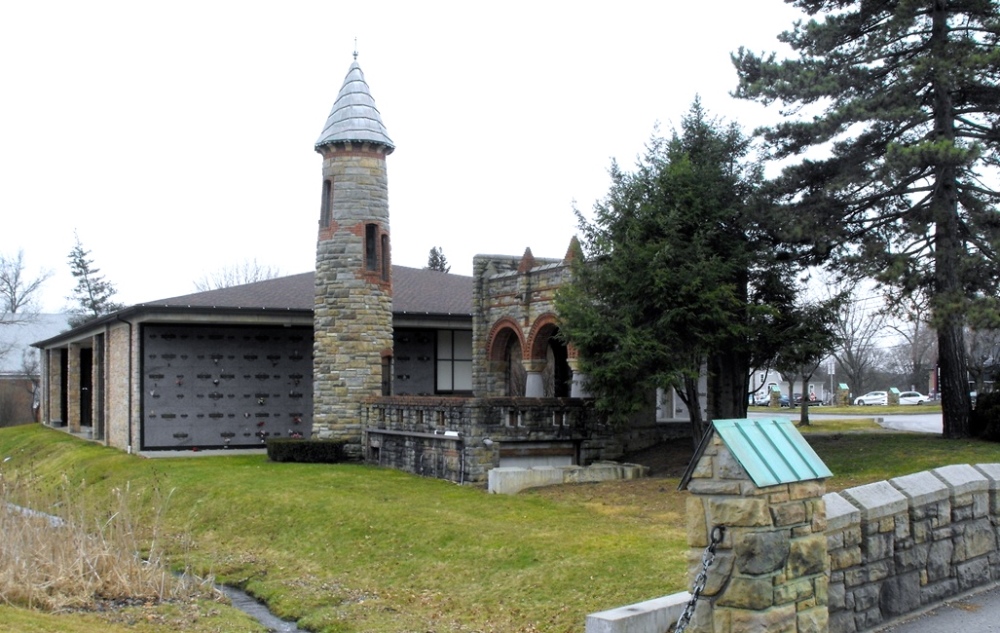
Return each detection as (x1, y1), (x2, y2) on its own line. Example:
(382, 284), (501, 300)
(837, 384), (850, 407)
(567, 358), (589, 398)
(67, 342), (81, 432)
(524, 360), (545, 398)
(685, 433), (829, 632)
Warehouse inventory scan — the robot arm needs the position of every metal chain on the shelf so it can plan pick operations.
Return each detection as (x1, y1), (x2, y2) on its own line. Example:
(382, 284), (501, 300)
(674, 525), (725, 633)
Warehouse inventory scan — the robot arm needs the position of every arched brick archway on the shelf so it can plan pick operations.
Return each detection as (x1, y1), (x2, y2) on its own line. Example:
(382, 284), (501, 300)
(526, 313), (571, 398)
(526, 313), (560, 362)
(486, 317), (525, 362)
(486, 317), (527, 397)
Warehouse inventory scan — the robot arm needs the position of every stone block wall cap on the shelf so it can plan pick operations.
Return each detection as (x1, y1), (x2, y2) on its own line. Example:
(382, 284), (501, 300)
(823, 492), (861, 530)
(840, 480), (908, 520)
(932, 464), (988, 495)
(974, 463), (1000, 488)
(891, 470), (951, 506)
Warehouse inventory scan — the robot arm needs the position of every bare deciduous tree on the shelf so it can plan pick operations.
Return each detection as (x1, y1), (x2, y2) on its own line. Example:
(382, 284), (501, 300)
(0, 249), (51, 321)
(826, 279), (886, 399)
(193, 259), (282, 292)
(884, 293), (937, 393)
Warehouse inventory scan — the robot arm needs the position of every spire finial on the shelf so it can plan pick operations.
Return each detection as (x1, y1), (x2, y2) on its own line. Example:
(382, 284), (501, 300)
(353, 38), (358, 61)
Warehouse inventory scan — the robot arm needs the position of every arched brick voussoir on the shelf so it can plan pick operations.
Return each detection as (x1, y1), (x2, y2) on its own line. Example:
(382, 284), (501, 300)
(486, 317), (526, 362)
(526, 313), (561, 362)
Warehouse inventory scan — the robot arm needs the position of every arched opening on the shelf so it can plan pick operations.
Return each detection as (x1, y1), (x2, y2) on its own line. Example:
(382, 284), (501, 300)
(545, 336), (570, 398)
(486, 318), (526, 398)
(527, 315), (571, 398)
(505, 336), (525, 397)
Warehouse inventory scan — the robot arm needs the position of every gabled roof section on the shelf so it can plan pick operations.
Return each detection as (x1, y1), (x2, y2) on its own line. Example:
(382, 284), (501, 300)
(680, 418), (832, 490)
(143, 272), (315, 311)
(34, 266), (473, 348)
(144, 266), (470, 315)
(393, 266), (471, 316)
(315, 58), (394, 152)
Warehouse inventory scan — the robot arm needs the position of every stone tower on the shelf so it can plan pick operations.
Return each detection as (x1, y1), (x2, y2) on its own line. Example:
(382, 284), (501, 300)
(312, 54), (394, 453)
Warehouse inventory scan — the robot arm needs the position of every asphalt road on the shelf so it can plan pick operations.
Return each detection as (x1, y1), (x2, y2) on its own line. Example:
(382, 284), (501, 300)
(877, 582), (1000, 632)
(750, 409), (944, 434)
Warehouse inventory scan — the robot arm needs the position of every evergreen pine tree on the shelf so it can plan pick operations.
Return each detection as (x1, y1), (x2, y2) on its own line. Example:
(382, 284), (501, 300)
(426, 247), (451, 273)
(67, 234), (124, 327)
(733, 1), (1000, 438)
(557, 100), (819, 438)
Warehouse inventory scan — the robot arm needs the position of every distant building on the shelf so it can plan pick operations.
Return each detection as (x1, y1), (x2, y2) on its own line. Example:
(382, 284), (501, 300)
(1, 314), (69, 425)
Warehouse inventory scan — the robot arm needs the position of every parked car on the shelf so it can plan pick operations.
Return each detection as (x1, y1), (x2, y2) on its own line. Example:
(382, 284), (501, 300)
(898, 391), (930, 405)
(793, 393), (824, 406)
(854, 391), (888, 406)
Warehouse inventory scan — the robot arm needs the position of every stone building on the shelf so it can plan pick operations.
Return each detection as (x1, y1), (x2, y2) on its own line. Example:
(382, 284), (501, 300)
(33, 55), (684, 480)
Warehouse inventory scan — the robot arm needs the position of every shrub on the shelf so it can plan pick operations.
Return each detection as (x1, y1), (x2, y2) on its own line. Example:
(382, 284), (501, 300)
(266, 438), (347, 463)
(971, 391), (1000, 440)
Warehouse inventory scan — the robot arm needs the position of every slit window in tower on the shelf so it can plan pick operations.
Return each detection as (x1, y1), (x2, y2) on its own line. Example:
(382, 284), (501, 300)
(380, 234), (390, 281)
(320, 179), (332, 227)
(365, 224), (378, 271)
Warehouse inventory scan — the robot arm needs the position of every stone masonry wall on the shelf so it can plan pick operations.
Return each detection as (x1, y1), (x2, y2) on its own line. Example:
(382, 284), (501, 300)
(360, 395), (664, 485)
(472, 252), (571, 398)
(684, 433), (829, 633)
(313, 143), (393, 455)
(825, 463), (1000, 633)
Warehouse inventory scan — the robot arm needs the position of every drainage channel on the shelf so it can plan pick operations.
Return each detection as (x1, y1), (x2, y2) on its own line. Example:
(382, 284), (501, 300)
(214, 584), (308, 633)
(6, 503), (308, 633)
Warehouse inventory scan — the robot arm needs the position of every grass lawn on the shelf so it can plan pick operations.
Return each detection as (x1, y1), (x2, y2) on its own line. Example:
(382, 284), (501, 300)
(1, 422), (999, 632)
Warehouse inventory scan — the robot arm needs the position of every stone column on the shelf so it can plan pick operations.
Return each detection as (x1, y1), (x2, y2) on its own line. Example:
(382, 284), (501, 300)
(524, 360), (546, 398)
(67, 342), (81, 432)
(567, 358), (589, 398)
(685, 433), (829, 632)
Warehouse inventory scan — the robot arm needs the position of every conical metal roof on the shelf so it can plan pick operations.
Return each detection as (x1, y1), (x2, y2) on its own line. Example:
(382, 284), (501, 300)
(315, 58), (394, 152)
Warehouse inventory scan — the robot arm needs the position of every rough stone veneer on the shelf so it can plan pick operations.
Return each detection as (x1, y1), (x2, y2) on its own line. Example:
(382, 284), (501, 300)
(825, 463), (1000, 633)
(685, 433), (829, 633)
(313, 143), (393, 455)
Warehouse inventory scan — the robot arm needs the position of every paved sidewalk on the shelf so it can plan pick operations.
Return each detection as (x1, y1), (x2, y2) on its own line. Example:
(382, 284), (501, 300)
(877, 582), (1000, 632)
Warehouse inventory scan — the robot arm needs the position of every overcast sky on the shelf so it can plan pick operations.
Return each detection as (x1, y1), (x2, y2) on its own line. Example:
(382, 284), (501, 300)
(0, 1), (804, 313)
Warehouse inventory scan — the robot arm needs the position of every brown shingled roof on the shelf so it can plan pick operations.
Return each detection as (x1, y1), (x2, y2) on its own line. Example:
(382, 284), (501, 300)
(141, 266), (472, 316)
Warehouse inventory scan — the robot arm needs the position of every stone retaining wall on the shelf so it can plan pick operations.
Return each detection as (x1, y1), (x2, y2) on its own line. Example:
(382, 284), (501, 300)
(487, 462), (648, 494)
(591, 450), (1000, 633)
(825, 463), (1000, 633)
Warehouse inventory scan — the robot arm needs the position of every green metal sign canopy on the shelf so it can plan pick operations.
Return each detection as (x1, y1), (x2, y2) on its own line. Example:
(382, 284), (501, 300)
(715, 418), (831, 487)
(682, 418), (832, 489)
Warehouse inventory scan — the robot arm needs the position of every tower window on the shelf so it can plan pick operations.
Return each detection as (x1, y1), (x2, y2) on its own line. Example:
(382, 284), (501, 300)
(381, 234), (390, 281)
(365, 224), (378, 271)
(320, 179), (332, 227)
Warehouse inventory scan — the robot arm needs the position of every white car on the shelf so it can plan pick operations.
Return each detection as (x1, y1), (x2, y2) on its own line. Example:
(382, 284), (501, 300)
(899, 391), (930, 405)
(854, 391), (888, 406)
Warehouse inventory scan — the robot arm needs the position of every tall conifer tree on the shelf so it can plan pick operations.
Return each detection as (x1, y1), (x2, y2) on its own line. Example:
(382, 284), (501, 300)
(734, 1), (1000, 437)
(557, 100), (808, 438)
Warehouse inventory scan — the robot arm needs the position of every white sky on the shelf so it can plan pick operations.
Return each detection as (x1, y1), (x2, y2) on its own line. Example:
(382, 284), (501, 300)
(0, 1), (803, 313)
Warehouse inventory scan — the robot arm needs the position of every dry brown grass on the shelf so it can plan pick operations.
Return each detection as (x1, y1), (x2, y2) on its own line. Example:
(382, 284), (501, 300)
(0, 471), (218, 612)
